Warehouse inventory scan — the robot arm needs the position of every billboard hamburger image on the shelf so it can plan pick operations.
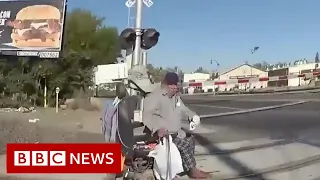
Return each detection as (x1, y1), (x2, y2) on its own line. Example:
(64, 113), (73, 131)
(8, 5), (62, 48)
(0, 0), (66, 57)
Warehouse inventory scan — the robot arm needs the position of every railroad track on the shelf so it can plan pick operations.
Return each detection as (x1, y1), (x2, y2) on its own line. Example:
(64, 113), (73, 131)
(221, 154), (320, 180)
(193, 133), (320, 180)
(195, 137), (308, 156)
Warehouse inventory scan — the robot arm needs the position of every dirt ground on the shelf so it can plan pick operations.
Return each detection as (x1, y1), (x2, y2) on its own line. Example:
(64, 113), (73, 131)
(0, 108), (105, 154)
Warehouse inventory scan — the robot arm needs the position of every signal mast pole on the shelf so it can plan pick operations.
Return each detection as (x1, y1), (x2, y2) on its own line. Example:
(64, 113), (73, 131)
(132, 0), (143, 66)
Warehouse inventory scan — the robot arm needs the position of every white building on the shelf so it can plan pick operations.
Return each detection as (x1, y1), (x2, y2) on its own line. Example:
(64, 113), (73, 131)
(208, 64), (268, 92)
(266, 61), (320, 87)
(93, 63), (128, 85)
(287, 62), (319, 86)
(183, 72), (210, 94)
(183, 72), (210, 83)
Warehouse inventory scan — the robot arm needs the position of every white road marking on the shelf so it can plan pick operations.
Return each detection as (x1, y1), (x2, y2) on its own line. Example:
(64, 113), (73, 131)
(191, 104), (244, 110)
(200, 100), (308, 118)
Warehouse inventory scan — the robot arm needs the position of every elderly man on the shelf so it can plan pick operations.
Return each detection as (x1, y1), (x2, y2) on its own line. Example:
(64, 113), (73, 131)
(143, 72), (211, 179)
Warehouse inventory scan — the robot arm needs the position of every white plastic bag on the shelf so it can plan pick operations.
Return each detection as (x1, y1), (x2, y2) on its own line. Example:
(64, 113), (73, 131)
(148, 135), (183, 180)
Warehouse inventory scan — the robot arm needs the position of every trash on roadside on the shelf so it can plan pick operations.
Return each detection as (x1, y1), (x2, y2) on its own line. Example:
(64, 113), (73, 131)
(0, 106), (36, 113)
(0, 108), (14, 112)
(60, 105), (67, 110)
(20, 107), (36, 113)
(28, 118), (40, 123)
(76, 122), (83, 129)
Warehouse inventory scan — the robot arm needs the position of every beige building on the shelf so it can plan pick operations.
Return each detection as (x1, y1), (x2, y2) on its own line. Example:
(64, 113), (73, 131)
(212, 64), (268, 91)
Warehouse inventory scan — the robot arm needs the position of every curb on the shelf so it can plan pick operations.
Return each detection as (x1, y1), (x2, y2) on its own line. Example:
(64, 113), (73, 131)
(199, 101), (308, 118)
(182, 88), (320, 97)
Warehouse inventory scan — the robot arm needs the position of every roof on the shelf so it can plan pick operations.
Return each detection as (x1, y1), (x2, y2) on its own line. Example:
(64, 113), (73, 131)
(184, 72), (210, 75)
(220, 63), (266, 76)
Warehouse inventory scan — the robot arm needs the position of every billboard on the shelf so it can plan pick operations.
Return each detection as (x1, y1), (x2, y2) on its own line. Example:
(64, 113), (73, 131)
(0, 0), (66, 58)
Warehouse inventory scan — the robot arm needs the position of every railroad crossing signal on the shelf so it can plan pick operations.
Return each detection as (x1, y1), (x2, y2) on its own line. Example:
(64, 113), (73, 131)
(125, 0), (153, 8)
(142, 0), (153, 7)
(124, 0), (155, 67)
(125, 0), (136, 7)
(141, 28), (159, 50)
(120, 28), (136, 49)
(120, 28), (160, 50)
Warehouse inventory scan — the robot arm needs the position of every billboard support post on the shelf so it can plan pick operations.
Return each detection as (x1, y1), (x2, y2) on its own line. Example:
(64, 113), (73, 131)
(55, 87), (60, 113)
(44, 78), (48, 108)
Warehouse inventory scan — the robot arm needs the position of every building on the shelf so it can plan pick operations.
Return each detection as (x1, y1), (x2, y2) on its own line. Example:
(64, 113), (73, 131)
(183, 72), (210, 94)
(267, 68), (288, 87)
(288, 62), (320, 86)
(213, 64), (268, 91)
(93, 63), (128, 85)
(183, 72), (210, 83)
(267, 61), (320, 87)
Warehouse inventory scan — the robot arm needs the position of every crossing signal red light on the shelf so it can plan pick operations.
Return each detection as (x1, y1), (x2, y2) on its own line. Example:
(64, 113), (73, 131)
(141, 28), (159, 50)
(120, 28), (136, 50)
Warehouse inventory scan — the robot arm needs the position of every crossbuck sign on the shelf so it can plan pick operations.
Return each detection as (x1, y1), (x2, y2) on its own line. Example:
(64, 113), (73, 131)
(125, 0), (153, 8)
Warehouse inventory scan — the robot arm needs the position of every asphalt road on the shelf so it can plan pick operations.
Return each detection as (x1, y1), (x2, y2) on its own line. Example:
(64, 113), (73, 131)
(197, 102), (320, 143)
(187, 100), (320, 179)
(187, 99), (288, 110)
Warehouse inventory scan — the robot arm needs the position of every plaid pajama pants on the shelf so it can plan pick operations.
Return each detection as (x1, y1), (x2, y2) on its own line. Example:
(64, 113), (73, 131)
(172, 135), (196, 171)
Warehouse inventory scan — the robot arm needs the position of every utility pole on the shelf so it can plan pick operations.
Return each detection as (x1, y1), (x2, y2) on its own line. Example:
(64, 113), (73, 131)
(142, 51), (147, 66)
(132, 0), (142, 66)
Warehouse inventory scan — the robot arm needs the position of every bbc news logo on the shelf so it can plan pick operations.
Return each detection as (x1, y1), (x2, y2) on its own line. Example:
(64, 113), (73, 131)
(6, 143), (122, 173)
(14, 151), (114, 166)
(14, 151), (67, 166)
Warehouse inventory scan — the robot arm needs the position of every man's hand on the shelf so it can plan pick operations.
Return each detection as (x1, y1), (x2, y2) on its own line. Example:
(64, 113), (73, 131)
(189, 122), (197, 130)
(157, 127), (167, 138)
(192, 115), (200, 124)
(189, 115), (200, 131)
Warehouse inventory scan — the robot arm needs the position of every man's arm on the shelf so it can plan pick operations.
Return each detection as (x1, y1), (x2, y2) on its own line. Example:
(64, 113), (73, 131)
(178, 96), (197, 118)
(142, 92), (163, 133)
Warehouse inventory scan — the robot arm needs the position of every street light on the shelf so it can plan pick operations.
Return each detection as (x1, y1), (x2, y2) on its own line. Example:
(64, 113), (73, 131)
(210, 59), (220, 95)
(250, 46), (259, 54)
(249, 47), (260, 89)
(210, 59), (220, 79)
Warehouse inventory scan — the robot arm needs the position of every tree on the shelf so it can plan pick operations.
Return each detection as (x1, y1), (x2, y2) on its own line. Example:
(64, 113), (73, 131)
(146, 64), (166, 83)
(50, 9), (119, 100)
(252, 61), (269, 71)
(0, 9), (119, 107)
(146, 65), (185, 83)
(194, 67), (209, 73)
(211, 72), (219, 79)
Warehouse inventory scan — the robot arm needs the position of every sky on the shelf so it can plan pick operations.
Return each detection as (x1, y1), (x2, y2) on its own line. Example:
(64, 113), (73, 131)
(67, 0), (320, 73)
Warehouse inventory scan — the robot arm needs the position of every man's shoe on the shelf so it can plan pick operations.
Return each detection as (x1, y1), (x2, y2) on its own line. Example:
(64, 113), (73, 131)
(188, 168), (212, 179)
